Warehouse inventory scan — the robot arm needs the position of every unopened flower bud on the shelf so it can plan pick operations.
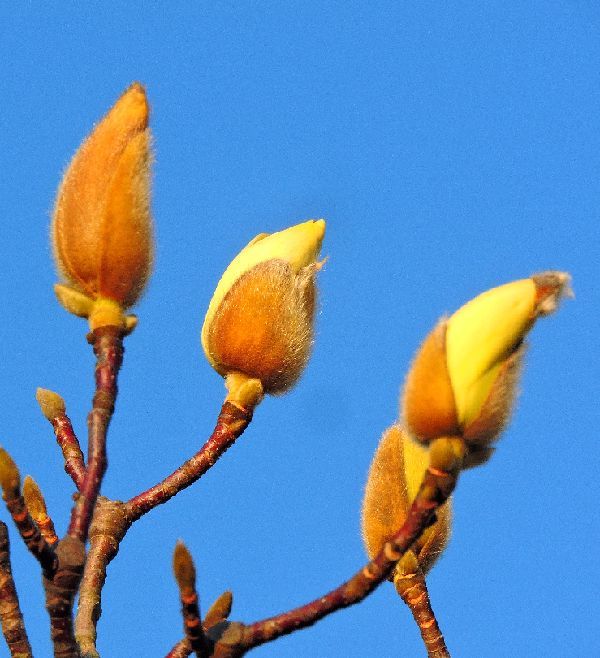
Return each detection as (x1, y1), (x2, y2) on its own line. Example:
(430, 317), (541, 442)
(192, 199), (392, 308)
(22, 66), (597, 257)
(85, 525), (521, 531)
(362, 425), (451, 573)
(0, 448), (20, 495)
(202, 220), (326, 395)
(52, 83), (154, 331)
(402, 272), (571, 461)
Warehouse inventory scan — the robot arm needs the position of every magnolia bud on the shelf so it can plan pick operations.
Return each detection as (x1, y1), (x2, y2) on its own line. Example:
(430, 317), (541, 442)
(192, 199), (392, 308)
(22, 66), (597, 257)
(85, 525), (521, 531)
(52, 83), (154, 331)
(402, 272), (571, 461)
(362, 425), (451, 573)
(201, 220), (326, 395)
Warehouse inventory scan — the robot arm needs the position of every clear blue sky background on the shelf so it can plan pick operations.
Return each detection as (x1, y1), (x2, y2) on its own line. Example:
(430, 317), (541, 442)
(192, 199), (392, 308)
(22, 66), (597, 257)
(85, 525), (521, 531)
(0, 3), (598, 657)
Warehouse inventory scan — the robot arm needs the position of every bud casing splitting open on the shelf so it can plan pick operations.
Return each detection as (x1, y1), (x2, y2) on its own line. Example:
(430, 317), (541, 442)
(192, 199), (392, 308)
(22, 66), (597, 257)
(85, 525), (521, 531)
(202, 219), (326, 395)
(402, 272), (571, 462)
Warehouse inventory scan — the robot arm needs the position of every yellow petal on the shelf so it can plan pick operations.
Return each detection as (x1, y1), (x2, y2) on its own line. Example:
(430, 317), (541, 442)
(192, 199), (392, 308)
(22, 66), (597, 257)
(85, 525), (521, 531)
(446, 271), (570, 429)
(446, 278), (536, 427)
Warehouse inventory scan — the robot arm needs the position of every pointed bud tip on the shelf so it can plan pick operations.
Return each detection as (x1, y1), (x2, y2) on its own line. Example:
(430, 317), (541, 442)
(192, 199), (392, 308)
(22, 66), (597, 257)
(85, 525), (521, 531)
(0, 448), (20, 493)
(173, 540), (196, 589)
(36, 388), (66, 421)
(532, 271), (573, 316)
(118, 82), (149, 125)
(23, 476), (47, 518)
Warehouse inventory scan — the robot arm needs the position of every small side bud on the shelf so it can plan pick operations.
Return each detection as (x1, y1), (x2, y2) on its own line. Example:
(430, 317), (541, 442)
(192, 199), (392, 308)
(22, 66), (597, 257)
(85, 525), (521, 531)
(202, 220), (326, 395)
(361, 425), (451, 573)
(0, 448), (21, 495)
(36, 388), (66, 421)
(173, 540), (196, 591)
(23, 476), (47, 520)
(204, 590), (233, 628)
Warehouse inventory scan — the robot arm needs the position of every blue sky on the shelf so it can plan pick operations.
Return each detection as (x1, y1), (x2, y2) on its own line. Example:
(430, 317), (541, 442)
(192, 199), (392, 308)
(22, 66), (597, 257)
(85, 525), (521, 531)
(0, 3), (598, 657)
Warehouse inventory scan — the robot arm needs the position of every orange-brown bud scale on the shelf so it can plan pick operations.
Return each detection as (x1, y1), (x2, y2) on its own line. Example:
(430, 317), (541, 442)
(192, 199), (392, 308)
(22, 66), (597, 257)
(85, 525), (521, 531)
(402, 322), (459, 442)
(362, 425), (451, 574)
(173, 541), (197, 591)
(52, 82), (154, 325)
(205, 260), (317, 394)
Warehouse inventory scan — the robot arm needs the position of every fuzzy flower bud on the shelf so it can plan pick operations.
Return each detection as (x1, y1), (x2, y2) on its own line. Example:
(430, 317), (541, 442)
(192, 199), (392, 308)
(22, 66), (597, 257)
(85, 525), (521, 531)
(362, 424), (451, 573)
(51, 82), (154, 331)
(402, 272), (571, 462)
(201, 219), (326, 395)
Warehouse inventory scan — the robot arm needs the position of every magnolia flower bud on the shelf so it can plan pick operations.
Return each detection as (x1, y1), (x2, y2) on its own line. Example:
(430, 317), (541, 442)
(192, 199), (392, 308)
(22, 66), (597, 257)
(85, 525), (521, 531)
(52, 83), (154, 331)
(362, 425), (451, 573)
(402, 272), (571, 461)
(201, 219), (326, 395)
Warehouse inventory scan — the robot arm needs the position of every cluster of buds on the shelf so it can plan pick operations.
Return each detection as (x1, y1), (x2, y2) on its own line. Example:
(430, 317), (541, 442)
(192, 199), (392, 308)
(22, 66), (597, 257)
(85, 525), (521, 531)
(51, 82), (327, 406)
(49, 83), (572, 608)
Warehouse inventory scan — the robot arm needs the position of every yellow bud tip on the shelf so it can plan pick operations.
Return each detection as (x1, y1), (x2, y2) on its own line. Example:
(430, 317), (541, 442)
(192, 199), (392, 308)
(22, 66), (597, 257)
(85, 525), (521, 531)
(23, 476), (47, 518)
(173, 540), (196, 590)
(0, 448), (20, 493)
(36, 388), (66, 421)
(445, 271), (571, 434)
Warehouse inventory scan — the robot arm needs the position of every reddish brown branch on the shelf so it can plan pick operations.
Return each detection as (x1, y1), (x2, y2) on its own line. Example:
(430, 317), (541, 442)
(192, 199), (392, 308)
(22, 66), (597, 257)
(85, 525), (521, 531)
(74, 401), (255, 658)
(52, 414), (86, 490)
(126, 401), (254, 521)
(173, 541), (208, 658)
(45, 326), (123, 658)
(394, 567), (449, 657)
(222, 440), (464, 655)
(2, 491), (57, 577)
(37, 389), (86, 490)
(43, 536), (85, 658)
(68, 326), (124, 542)
(75, 498), (132, 658)
(0, 522), (33, 658)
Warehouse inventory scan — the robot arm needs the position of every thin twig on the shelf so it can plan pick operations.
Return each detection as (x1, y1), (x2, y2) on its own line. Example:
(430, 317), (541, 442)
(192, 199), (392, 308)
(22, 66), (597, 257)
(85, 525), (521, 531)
(68, 326), (124, 542)
(74, 400), (255, 658)
(207, 437), (465, 656)
(53, 415), (86, 490)
(394, 566), (449, 657)
(126, 401), (254, 521)
(0, 451), (57, 577)
(0, 521), (33, 658)
(75, 498), (131, 658)
(36, 389), (86, 490)
(46, 325), (124, 658)
(173, 541), (208, 657)
(43, 536), (85, 658)
(2, 494), (57, 575)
